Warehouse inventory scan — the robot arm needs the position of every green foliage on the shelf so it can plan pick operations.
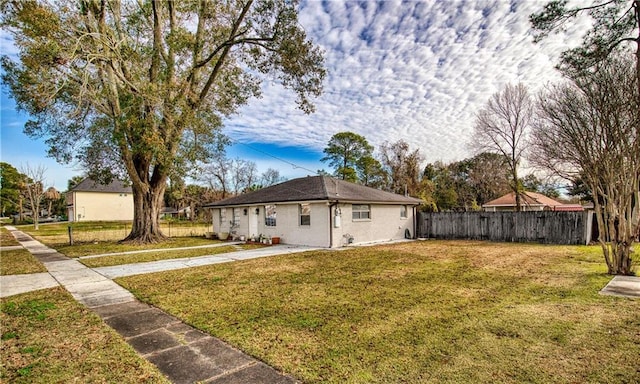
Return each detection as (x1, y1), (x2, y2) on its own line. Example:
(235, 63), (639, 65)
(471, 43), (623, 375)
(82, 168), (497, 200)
(321, 132), (374, 182)
(356, 155), (386, 188)
(521, 174), (560, 198)
(567, 176), (594, 203)
(423, 153), (511, 211)
(66, 176), (84, 191)
(0, 162), (25, 215)
(530, 0), (639, 76)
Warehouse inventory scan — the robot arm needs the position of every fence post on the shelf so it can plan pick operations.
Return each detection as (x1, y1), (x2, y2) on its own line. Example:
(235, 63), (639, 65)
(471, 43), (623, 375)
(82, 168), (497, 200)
(68, 225), (73, 245)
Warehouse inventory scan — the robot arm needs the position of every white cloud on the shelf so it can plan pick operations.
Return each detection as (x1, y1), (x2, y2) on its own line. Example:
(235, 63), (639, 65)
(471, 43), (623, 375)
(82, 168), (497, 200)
(224, 0), (595, 166)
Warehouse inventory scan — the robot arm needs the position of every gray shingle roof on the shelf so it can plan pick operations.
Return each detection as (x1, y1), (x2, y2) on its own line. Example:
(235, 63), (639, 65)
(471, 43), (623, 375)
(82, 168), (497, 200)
(204, 176), (422, 207)
(70, 178), (132, 193)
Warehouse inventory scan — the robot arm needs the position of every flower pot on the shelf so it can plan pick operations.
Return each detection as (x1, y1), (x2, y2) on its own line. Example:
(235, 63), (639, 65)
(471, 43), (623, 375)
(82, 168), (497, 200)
(218, 232), (229, 240)
(271, 236), (280, 244)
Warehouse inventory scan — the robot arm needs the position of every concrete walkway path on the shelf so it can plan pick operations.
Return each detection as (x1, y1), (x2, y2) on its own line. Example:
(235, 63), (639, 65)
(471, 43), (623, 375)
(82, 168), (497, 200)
(1, 226), (301, 383)
(94, 243), (319, 279)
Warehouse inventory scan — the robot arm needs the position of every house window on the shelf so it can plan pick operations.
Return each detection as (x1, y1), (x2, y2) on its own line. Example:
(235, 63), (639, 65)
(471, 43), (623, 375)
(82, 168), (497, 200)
(400, 205), (407, 218)
(265, 205), (276, 226)
(219, 208), (226, 226)
(352, 204), (370, 220)
(232, 208), (241, 228)
(300, 203), (311, 226)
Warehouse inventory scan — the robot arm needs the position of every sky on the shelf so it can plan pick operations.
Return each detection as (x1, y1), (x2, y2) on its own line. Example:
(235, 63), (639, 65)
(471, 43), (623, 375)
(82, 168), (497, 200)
(0, 0), (591, 191)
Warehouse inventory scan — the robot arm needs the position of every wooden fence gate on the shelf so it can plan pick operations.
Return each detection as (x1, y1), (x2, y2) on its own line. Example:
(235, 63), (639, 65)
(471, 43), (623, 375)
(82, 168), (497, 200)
(416, 211), (592, 245)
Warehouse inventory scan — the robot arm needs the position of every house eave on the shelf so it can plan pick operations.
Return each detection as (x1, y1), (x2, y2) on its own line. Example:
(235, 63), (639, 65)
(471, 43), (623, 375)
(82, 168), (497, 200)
(207, 198), (421, 209)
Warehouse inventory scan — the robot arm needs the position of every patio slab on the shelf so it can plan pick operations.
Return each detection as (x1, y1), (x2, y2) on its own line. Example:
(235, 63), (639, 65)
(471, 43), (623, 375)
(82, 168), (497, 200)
(600, 275), (640, 298)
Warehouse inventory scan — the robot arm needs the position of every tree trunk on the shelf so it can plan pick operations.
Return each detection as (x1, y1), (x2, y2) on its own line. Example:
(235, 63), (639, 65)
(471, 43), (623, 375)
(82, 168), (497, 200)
(595, 190), (635, 275)
(512, 167), (522, 212)
(123, 181), (167, 243)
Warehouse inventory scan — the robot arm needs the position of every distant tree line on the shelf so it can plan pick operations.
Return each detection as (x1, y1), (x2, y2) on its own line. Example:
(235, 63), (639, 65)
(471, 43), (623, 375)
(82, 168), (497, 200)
(319, 132), (565, 212)
(0, 162), (65, 224)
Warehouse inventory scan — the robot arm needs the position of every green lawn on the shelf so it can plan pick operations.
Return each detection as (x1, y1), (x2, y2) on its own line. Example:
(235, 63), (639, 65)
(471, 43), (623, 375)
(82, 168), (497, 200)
(80, 245), (241, 268)
(19, 221), (212, 246)
(1, 227), (46, 275)
(53, 237), (228, 258)
(1, 288), (169, 383)
(0, 227), (19, 246)
(0, 249), (47, 275)
(118, 241), (640, 384)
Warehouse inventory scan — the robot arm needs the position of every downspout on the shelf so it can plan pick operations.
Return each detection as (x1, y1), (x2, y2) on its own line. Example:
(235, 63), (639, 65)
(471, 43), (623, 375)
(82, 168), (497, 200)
(329, 201), (338, 248)
(413, 205), (417, 239)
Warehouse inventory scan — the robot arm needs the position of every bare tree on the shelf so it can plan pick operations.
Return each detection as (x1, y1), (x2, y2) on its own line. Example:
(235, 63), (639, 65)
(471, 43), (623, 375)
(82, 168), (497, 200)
(260, 168), (286, 187)
(201, 154), (232, 199)
(230, 159), (258, 195)
(530, 54), (639, 275)
(471, 83), (533, 211)
(379, 140), (423, 196)
(200, 157), (258, 198)
(19, 163), (47, 230)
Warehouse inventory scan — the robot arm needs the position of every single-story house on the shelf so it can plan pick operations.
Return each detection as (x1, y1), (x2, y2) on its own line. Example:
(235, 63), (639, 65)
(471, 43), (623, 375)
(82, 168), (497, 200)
(67, 178), (134, 222)
(204, 175), (423, 248)
(482, 191), (584, 212)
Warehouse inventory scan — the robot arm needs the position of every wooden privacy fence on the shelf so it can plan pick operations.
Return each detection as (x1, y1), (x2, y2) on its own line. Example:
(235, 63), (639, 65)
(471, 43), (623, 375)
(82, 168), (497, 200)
(417, 211), (593, 245)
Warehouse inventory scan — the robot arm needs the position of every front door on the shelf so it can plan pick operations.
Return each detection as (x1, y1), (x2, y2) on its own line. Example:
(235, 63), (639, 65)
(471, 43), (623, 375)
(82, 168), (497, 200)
(249, 206), (259, 238)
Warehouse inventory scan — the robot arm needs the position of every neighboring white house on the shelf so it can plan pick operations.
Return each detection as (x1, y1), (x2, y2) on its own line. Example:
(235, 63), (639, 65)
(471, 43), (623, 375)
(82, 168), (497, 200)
(204, 176), (423, 248)
(66, 178), (134, 222)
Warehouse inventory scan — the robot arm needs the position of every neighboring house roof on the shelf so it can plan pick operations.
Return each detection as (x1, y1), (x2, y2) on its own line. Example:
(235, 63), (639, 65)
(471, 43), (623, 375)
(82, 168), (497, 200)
(483, 191), (562, 208)
(482, 191), (584, 211)
(69, 178), (132, 193)
(204, 176), (423, 207)
(552, 204), (585, 212)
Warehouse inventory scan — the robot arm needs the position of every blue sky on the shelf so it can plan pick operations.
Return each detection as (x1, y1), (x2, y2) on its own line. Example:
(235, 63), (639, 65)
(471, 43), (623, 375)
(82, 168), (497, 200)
(0, 0), (590, 191)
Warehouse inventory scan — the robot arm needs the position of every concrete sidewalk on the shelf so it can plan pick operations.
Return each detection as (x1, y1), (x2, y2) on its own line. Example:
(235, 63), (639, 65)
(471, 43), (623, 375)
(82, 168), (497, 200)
(95, 243), (320, 279)
(1, 226), (300, 383)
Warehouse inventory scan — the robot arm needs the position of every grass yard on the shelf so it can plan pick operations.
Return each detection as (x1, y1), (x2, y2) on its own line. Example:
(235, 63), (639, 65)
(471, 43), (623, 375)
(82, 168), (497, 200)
(118, 241), (640, 384)
(0, 227), (19, 246)
(19, 221), (212, 247)
(53, 237), (230, 258)
(0, 249), (47, 275)
(80, 245), (241, 268)
(0, 288), (169, 383)
(1, 227), (46, 275)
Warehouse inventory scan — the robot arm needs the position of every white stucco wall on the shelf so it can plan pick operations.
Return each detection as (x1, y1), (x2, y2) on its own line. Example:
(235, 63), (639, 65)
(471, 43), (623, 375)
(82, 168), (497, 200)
(330, 203), (414, 247)
(211, 201), (415, 248)
(212, 203), (330, 247)
(68, 191), (134, 222)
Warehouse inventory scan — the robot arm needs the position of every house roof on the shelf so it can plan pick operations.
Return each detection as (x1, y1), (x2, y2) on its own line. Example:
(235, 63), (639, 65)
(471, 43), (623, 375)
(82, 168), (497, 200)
(482, 191), (563, 208)
(204, 176), (423, 208)
(69, 178), (132, 193)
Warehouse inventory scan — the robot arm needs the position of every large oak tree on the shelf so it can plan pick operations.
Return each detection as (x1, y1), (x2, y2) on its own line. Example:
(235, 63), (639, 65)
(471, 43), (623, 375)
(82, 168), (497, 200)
(1, 0), (325, 243)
